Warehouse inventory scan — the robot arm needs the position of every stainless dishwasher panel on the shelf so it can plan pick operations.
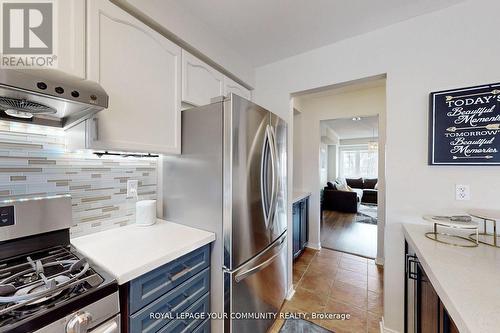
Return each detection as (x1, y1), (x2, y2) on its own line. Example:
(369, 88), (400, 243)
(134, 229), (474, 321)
(224, 233), (287, 333)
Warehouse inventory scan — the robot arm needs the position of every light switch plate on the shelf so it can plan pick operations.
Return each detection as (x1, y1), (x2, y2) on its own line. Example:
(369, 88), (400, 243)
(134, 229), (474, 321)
(456, 184), (470, 201)
(127, 180), (138, 198)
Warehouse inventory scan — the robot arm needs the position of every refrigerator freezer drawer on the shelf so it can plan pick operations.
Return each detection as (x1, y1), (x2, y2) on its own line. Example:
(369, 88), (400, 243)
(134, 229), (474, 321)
(224, 233), (287, 333)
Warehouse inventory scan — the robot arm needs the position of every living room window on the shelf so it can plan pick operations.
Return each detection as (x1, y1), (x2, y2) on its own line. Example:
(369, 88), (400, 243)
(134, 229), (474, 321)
(339, 145), (378, 178)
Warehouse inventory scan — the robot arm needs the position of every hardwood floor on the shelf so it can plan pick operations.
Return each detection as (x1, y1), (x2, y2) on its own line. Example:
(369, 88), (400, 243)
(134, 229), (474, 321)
(269, 248), (384, 333)
(321, 210), (377, 259)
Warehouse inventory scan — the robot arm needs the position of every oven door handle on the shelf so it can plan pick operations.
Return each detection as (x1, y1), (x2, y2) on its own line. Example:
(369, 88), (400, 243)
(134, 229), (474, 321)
(90, 320), (119, 333)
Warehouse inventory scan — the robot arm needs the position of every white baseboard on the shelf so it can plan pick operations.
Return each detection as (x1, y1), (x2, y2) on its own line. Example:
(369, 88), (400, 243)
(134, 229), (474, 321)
(375, 256), (385, 266)
(286, 286), (295, 300)
(380, 317), (400, 333)
(305, 242), (321, 250)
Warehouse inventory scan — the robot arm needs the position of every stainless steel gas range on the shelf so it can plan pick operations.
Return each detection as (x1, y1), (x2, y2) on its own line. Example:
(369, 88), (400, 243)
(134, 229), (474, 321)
(0, 195), (119, 333)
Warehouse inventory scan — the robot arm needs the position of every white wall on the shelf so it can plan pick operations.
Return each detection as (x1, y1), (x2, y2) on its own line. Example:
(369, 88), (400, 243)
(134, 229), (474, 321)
(123, 0), (255, 86)
(319, 143), (328, 187)
(324, 127), (341, 181)
(293, 85), (386, 254)
(320, 124), (340, 145)
(293, 112), (303, 190)
(327, 144), (337, 180)
(320, 124), (339, 186)
(340, 137), (379, 146)
(253, 0), (499, 330)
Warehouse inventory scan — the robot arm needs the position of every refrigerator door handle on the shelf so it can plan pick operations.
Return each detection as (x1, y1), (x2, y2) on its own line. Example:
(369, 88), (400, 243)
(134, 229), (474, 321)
(260, 125), (271, 226)
(267, 125), (279, 228)
(234, 235), (286, 283)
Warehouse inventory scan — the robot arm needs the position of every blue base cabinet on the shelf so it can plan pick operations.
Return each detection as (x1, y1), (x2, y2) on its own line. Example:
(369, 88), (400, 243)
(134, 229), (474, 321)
(120, 245), (211, 333)
(292, 197), (309, 259)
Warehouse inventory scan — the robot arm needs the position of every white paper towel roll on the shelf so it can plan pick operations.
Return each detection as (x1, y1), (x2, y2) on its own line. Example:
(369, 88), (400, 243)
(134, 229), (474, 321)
(136, 200), (157, 226)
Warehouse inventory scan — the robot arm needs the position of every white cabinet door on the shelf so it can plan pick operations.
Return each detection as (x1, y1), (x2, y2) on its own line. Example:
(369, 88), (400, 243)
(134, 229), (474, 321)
(223, 76), (251, 100)
(181, 50), (223, 106)
(53, 0), (86, 78)
(86, 0), (182, 154)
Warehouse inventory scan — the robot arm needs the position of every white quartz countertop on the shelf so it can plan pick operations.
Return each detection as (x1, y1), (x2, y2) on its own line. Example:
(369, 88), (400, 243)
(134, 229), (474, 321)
(292, 191), (311, 203)
(403, 223), (500, 333)
(71, 219), (215, 285)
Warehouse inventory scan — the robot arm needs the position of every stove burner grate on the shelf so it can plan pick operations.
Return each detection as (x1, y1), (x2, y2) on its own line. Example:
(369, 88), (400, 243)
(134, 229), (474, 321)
(0, 259), (89, 304)
(0, 246), (103, 318)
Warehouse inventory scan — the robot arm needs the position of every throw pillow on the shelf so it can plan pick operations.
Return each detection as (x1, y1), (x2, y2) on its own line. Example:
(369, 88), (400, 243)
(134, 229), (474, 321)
(364, 178), (378, 189)
(335, 178), (348, 191)
(346, 177), (363, 189)
(327, 181), (334, 188)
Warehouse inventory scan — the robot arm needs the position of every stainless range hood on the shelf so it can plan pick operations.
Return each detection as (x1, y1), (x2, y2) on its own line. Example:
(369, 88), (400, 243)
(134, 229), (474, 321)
(0, 68), (108, 128)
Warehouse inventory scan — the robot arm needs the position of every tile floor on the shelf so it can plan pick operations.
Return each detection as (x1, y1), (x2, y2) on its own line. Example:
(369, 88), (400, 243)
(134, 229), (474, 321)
(269, 248), (383, 333)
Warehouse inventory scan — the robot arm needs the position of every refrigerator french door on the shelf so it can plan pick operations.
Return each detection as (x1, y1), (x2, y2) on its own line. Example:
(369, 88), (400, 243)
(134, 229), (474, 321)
(224, 95), (287, 270)
(163, 94), (287, 333)
(223, 95), (287, 332)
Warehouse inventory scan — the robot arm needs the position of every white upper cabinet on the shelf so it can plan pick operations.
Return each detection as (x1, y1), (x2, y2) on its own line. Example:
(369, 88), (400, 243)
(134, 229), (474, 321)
(53, 0), (86, 78)
(223, 76), (251, 100)
(86, 0), (182, 154)
(181, 50), (224, 106)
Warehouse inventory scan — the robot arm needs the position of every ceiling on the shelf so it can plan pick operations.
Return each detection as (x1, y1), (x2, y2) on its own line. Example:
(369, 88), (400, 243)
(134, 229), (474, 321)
(322, 116), (379, 140)
(175, 0), (464, 66)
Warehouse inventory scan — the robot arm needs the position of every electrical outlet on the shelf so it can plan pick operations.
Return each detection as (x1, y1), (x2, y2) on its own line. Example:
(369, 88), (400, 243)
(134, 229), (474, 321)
(456, 184), (470, 201)
(127, 180), (138, 198)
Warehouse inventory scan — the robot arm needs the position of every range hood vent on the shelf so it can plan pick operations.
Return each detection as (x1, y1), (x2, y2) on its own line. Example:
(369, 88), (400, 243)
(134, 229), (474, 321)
(0, 69), (108, 128)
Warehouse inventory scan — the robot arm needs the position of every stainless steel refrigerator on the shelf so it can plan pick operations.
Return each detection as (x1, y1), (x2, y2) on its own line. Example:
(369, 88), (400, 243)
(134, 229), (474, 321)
(162, 94), (287, 333)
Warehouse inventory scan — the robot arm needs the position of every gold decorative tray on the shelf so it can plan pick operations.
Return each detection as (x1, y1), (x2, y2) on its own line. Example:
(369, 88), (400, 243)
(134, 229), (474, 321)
(422, 215), (479, 247)
(467, 209), (500, 248)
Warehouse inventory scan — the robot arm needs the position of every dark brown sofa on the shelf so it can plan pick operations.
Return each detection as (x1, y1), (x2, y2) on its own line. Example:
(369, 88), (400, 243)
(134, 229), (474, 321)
(346, 178), (378, 205)
(322, 183), (361, 213)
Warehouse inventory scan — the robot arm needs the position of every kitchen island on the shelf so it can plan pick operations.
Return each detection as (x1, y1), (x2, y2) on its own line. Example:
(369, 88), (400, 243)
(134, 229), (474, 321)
(404, 223), (500, 333)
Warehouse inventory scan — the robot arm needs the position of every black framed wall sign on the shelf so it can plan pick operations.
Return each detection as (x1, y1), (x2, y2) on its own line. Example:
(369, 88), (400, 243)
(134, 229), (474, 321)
(429, 82), (500, 165)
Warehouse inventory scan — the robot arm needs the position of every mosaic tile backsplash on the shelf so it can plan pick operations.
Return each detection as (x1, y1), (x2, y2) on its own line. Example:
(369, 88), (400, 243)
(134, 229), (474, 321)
(0, 121), (157, 238)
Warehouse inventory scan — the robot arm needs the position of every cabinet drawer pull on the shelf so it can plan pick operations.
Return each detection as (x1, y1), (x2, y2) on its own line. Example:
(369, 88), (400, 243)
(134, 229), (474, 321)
(406, 254), (419, 281)
(169, 265), (192, 282)
(128, 247), (209, 315)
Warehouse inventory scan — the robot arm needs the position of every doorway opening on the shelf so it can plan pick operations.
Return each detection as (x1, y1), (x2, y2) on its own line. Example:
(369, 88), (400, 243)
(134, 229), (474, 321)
(291, 76), (385, 261)
(320, 115), (379, 258)
(275, 76), (386, 333)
